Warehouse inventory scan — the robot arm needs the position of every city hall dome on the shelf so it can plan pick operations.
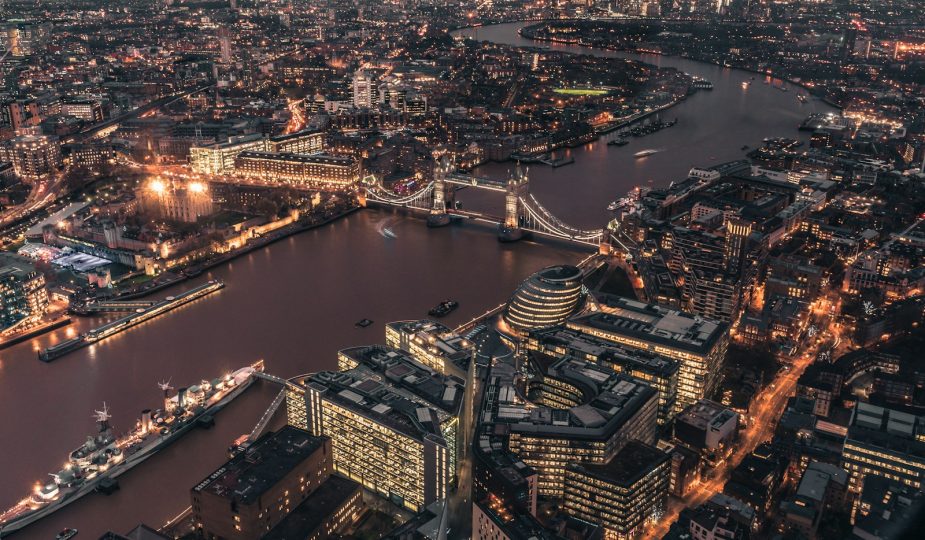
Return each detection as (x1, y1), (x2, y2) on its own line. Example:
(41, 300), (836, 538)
(504, 265), (585, 331)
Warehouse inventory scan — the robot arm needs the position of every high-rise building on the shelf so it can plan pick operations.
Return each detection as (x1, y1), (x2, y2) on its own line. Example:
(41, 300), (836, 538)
(504, 356), (659, 498)
(525, 326), (679, 425)
(352, 70), (377, 108)
(566, 298), (728, 413)
(723, 217), (753, 275)
(503, 265), (585, 332)
(0, 253), (48, 329)
(288, 345), (463, 511)
(563, 441), (670, 539)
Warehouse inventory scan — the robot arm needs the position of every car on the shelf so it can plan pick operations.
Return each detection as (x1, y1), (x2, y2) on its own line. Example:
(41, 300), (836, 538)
(56, 529), (78, 540)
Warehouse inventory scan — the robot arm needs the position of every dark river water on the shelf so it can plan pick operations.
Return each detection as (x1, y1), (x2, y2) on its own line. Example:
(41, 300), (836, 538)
(455, 22), (835, 230)
(0, 21), (833, 539)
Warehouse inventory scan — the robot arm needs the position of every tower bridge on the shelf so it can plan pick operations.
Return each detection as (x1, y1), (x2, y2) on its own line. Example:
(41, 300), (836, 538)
(359, 157), (612, 250)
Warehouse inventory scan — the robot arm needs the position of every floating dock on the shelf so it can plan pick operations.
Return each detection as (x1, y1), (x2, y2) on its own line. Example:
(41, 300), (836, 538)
(39, 280), (225, 362)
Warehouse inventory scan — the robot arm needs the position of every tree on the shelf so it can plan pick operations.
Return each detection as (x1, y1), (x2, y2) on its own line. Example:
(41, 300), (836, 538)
(63, 166), (92, 192)
(255, 198), (279, 219)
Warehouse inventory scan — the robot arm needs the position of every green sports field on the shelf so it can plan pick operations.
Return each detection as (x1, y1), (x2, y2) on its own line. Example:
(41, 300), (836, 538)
(553, 87), (609, 96)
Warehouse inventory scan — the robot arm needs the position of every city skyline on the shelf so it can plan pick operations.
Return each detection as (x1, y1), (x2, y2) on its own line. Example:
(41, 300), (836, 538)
(0, 1), (923, 540)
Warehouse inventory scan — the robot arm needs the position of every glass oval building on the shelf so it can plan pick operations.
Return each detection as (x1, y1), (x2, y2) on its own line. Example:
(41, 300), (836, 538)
(504, 265), (585, 331)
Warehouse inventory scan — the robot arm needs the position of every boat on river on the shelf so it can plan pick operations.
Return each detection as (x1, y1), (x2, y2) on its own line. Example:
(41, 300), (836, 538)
(634, 149), (661, 158)
(0, 361), (263, 536)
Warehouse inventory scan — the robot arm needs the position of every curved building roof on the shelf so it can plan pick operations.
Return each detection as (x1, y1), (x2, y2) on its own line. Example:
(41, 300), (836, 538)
(504, 265), (585, 331)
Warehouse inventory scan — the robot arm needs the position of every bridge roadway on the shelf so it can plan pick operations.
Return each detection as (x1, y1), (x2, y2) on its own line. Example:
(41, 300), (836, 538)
(246, 371), (317, 443)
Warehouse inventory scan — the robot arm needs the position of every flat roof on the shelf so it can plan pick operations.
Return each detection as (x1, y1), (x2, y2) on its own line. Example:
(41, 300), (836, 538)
(262, 475), (360, 540)
(529, 326), (679, 377)
(192, 426), (326, 504)
(567, 441), (669, 487)
(567, 297), (726, 356)
(26, 202), (90, 237)
(498, 356), (657, 440)
(237, 151), (355, 165)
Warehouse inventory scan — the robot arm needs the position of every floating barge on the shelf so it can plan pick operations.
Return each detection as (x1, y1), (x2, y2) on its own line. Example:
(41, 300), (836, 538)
(39, 280), (225, 362)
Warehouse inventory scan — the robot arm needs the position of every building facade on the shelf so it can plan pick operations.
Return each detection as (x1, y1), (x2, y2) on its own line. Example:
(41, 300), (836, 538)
(191, 427), (335, 540)
(233, 152), (360, 189)
(563, 441), (670, 540)
(0, 254), (48, 329)
(566, 298), (728, 414)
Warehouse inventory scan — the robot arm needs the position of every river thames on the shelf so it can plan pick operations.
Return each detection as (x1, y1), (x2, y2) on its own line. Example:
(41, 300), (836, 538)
(0, 21), (833, 538)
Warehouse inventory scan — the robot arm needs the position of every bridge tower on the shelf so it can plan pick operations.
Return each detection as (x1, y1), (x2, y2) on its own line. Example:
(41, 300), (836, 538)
(427, 155), (452, 227)
(499, 163), (528, 242)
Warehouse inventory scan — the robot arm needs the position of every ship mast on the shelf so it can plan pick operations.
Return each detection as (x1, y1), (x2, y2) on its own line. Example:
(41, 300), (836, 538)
(158, 379), (174, 411)
(93, 403), (111, 433)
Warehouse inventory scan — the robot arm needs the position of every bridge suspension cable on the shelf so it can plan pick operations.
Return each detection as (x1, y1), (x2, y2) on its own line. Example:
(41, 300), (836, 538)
(362, 176), (435, 206)
(518, 194), (603, 242)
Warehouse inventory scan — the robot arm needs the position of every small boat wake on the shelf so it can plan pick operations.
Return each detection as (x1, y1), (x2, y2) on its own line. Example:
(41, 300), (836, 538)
(376, 218), (400, 239)
(633, 148), (664, 159)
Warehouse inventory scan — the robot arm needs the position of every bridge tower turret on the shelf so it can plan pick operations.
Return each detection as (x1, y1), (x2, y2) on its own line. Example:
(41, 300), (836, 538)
(427, 155), (452, 227)
(499, 162), (528, 242)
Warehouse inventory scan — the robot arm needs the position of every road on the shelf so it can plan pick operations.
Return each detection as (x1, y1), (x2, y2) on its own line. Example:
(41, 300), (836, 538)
(642, 317), (836, 539)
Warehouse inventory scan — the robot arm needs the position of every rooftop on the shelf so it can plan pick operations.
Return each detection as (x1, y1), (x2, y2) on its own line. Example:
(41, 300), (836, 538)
(192, 426), (326, 505)
(496, 356), (657, 440)
(262, 475), (361, 540)
(677, 399), (738, 431)
(567, 440), (669, 487)
(528, 326), (679, 377)
(567, 297), (726, 355)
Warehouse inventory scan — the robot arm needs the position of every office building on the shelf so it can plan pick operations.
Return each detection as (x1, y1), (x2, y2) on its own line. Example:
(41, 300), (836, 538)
(472, 497), (602, 540)
(191, 426), (348, 540)
(504, 265), (585, 332)
(674, 400), (739, 453)
(0, 253), (48, 329)
(190, 134), (269, 175)
(233, 152), (360, 189)
(268, 129), (325, 155)
(352, 70), (378, 108)
(723, 451), (784, 516)
(563, 441), (670, 539)
(852, 476), (922, 540)
(526, 326), (679, 425)
(567, 297), (728, 413)
(505, 356), (659, 498)
(385, 319), (475, 378)
(61, 99), (104, 122)
(842, 402), (925, 492)
(675, 505), (750, 540)
(0, 20), (51, 56)
(289, 345), (463, 511)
